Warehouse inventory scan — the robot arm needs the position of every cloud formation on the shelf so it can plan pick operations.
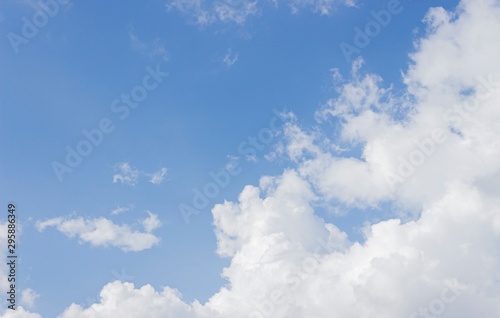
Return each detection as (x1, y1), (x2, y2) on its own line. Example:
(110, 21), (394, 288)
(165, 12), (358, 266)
(110, 205), (132, 216)
(35, 213), (161, 252)
(148, 167), (168, 185)
(9, 0), (500, 317)
(112, 162), (140, 186)
(20, 289), (39, 309)
(222, 48), (239, 68)
(142, 210), (162, 232)
(113, 162), (168, 186)
(167, 0), (258, 25)
(166, 0), (354, 25)
(0, 307), (41, 318)
(59, 281), (214, 318)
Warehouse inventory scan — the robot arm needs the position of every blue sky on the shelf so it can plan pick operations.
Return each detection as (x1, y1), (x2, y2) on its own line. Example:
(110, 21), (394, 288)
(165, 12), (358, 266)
(4, 0), (500, 317)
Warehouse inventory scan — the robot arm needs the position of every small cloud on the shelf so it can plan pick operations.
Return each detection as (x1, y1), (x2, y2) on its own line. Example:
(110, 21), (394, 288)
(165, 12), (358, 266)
(20, 288), (40, 308)
(113, 162), (140, 186)
(36, 214), (160, 252)
(148, 167), (168, 185)
(112, 162), (169, 186)
(129, 27), (169, 62)
(110, 205), (133, 216)
(223, 48), (239, 68)
(35, 217), (63, 231)
(142, 211), (162, 233)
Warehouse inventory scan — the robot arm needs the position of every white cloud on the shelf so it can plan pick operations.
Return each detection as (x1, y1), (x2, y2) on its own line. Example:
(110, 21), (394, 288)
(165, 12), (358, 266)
(113, 162), (140, 186)
(113, 163), (168, 186)
(166, 0), (354, 24)
(54, 0), (500, 317)
(214, 0), (259, 25)
(166, 0), (258, 25)
(59, 174), (500, 317)
(110, 205), (132, 216)
(0, 307), (41, 318)
(148, 167), (168, 185)
(59, 281), (215, 318)
(287, 0), (356, 15)
(20, 289), (40, 309)
(289, 0), (500, 211)
(222, 48), (238, 68)
(36, 214), (161, 252)
(142, 211), (162, 232)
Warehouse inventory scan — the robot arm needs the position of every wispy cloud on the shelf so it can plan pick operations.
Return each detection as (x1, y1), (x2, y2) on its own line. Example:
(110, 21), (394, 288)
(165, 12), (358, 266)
(148, 167), (168, 185)
(129, 27), (169, 62)
(110, 205), (133, 216)
(112, 162), (140, 186)
(166, 0), (258, 25)
(20, 288), (40, 309)
(166, 0), (355, 25)
(288, 0), (356, 15)
(222, 48), (239, 68)
(112, 162), (168, 186)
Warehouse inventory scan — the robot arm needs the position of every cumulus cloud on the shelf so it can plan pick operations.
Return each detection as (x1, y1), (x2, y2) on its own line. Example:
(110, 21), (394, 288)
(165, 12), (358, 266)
(58, 281), (215, 318)
(0, 307), (41, 318)
(35, 213), (161, 252)
(293, 0), (500, 210)
(47, 0), (500, 317)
